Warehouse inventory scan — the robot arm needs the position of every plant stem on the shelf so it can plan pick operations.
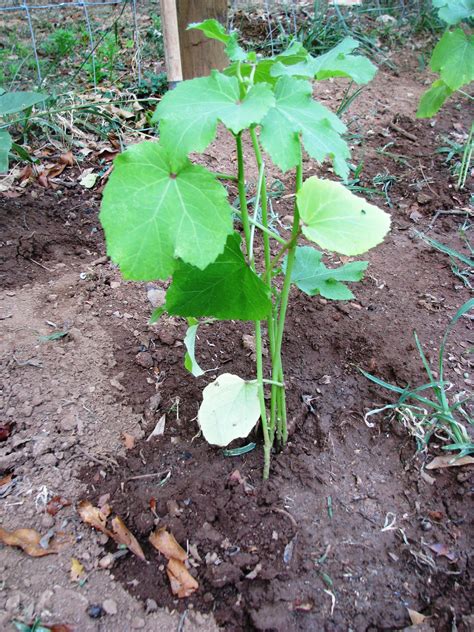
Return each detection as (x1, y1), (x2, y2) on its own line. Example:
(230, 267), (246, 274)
(235, 130), (272, 478)
(249, 127), (277, 443)
(255, 321), (272, 479)
(270, 149), (303, 443)
(236, 132), (251, 252)
(233, 211), (286, 244)
(215, 172), (239, 182)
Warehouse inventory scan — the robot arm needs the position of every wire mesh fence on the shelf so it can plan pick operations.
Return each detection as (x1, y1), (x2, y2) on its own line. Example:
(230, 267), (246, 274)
(0, 0), (436, 91)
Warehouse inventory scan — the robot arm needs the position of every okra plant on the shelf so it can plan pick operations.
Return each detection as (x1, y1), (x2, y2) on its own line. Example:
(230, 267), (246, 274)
(100, 21), (390, 478)
(417, 0), (473, 118)
(416, 1), (473, 189)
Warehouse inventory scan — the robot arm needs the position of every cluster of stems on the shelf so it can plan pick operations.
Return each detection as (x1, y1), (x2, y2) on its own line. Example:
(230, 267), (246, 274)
(232, 65), (303, 479)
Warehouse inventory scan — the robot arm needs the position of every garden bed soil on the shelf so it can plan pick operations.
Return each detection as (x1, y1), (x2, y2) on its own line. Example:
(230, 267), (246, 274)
(1, 53), (473, 631)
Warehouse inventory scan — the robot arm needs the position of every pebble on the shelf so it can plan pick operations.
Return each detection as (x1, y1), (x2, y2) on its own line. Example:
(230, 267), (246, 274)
(158, 329), (176, 346)
(60, 412), (77, 432)
(135, 351), (154, 369)
(145, 599), (158, 613)
(37, 589), (53, 613)
(5, 593), (21, 612)
(87, 604), (105, 619)
(131, 617), (146, 629)
(22, 405), (33, 417)
(32, 394), (43, 407)
(41, 514), (55, 529)
(32, 437), (52, 457)
(102, 599), (118, 615)
(39, 453), (58, 467)
(147, 286), (166, 308)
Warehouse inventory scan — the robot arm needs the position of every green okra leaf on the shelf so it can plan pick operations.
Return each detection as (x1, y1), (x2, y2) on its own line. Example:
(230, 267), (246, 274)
(153, 71), (274, 161)
(0, 130), (13, 173)
(100, 141), (233, 281)
(417, 79), (454, 118)
(297, 177), (391, 256)
(259, 76), (350, 178)
(184, 318), (205, 378)
(0, 91), (48, 116)
(271, 37), (377, 85)
(198, 373), (260, 446)
(166, 232), (272, 320)
(430, 28), (474, 91)
(224, 41), (310, 86)
(289, 246), (368, 300)
(433, 0), (474, 25)
(188, 19), (247, 62)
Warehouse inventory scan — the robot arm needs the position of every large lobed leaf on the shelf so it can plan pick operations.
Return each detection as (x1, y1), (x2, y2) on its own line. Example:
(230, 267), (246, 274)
(153, 71), (274, 162)
(430, 28), (474, 91)
(0, 91), (48, 116)
(290, 246), (368, 300)
(166, 232), (272, 320)
(100, 141), (233, 280)
(188, 19), (246, 62)
(433, 0), (474, 25)
(260, 76), (350, 179)
(297, 177), (391, 256)
(271, 37), (377, 85)
(417, 79), (453, 118)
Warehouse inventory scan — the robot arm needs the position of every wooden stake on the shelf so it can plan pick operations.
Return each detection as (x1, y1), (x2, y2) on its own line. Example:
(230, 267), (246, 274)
(160, 0), (183, 85)
(176, 0), (228, 79)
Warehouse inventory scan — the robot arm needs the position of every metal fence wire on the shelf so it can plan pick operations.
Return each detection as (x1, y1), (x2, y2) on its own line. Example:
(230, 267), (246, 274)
(1, 1), (433, 89)
(1, 0), (141, 88)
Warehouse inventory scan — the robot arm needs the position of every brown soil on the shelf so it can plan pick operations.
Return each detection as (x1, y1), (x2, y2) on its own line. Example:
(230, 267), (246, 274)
(1, 53), (473, 632)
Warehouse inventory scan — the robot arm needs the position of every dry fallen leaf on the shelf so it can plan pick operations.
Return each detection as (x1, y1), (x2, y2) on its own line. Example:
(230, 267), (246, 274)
(426, 455), (474, 470)
(146, 414), (166, 441)
(407, 608), (428, 625)
(0, 473), (13, 487)
(47, 495), (71, 516)
(0, 526), (60, 557)
(111, 516), (146, 561)
(60, 151), (74, 166)
(0, 422), (12, 442)
(78, 500), (113, 537)
(166, 558), (199, 598)
(149, 527), (187, 561)
(50, 625), (74, 632)
(70, 557), (85, 582)
(78, 500), (145, 561)
(122, 432), (136, 450)
(425, 542), (457, 561)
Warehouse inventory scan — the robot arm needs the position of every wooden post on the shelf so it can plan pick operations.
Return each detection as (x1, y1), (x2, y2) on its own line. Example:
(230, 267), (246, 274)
(161, 0), (228, 82)
(160, 0), (183, 86)
(176, 0), (228, 79)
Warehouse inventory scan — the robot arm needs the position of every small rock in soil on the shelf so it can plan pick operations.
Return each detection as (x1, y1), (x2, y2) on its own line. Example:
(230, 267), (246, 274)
(102, 598), (118, 615)
(87, 604), (105, 619)
(147, 285), (166, 308)
(131, 617), (146, 629)
(147, 393), (162, 411)
(5, 593), (21, 612)
(206, 562), (241, 588)
(135, 351), (154, 369)
(41, 514), (55, 529)
(32, 437), (52, 457)
(158, 328), (177, 346)
(145, 598), (158, 613)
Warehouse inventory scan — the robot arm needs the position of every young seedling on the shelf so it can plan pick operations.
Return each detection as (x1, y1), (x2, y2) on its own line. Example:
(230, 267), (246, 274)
(417, 1), (473, 189)
(362, 299), (473, 458)
(100, 21), (390, 478)
(0, 89), (48, 173)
